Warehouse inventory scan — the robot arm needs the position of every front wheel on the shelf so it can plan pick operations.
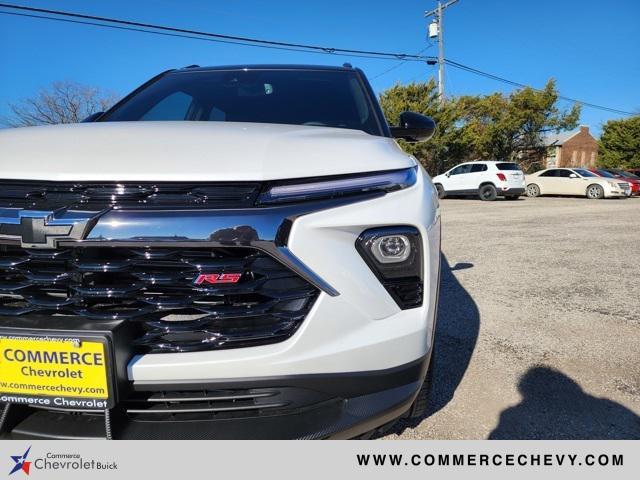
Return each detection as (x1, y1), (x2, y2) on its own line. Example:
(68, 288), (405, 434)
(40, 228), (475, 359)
(586, 184), (604, 199)
(479, 184), (497, 201)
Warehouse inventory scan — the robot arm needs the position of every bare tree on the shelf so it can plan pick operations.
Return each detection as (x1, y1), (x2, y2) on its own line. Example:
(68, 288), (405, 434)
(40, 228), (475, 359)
(4, 81), (119, 127)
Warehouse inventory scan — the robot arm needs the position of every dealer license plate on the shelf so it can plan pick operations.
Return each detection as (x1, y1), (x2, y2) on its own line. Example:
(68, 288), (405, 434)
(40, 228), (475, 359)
(0, 334), (111, 410)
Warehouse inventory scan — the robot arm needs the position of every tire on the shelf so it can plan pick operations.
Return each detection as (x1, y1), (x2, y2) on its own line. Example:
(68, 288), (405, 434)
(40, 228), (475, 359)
(526, 183), (541, 197)
(586, 184), (604, 199)
(435, 184), (446, 199)
(505, 195), (520, 200)
(478, 184), (497, 201)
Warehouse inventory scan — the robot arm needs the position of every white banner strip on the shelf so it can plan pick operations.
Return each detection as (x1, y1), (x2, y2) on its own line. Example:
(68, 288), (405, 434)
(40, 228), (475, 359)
(0, 440), (637, 479)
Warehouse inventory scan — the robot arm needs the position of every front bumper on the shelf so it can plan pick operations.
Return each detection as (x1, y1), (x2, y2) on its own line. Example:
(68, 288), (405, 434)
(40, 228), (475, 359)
(1, 352), (431, 440)
(605, 189), (629, 198)
(497, 187), (525, 196)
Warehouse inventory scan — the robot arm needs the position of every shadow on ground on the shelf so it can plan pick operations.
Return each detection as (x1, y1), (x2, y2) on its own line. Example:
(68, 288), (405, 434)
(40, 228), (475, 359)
(425, 254), (480, 417)
(442, 196), (525, 202)
(489, 366), (640, 439)
(390, 253), (481, 434)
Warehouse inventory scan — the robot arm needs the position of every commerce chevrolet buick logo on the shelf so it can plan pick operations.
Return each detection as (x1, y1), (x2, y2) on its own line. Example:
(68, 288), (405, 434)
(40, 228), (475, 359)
(0, 209), (103, 249)
(8, 446), (31, 476)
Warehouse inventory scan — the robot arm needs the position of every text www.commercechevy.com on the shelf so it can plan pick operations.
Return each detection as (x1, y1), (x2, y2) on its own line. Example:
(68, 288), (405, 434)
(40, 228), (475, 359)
(356, 453), (623, 467)
(0, 381), (105, 396)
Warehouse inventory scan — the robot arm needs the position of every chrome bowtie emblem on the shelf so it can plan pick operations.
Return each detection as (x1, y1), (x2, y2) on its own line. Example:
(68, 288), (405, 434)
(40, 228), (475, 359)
(0, 208), (104, 249)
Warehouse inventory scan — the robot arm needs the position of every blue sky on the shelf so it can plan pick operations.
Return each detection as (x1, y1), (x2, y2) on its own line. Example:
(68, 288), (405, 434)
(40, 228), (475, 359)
(1, 0), (638, 135)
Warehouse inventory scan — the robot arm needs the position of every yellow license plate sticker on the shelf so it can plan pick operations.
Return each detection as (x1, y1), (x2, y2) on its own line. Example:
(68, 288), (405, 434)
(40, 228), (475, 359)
(0, 336), (109, 403)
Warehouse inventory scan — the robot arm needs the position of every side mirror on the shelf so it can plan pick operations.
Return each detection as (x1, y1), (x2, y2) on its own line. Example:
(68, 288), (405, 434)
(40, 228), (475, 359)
(81, 111), (104, 123)
(445, 172), (451, 178)
(569, 173), (578, 178)
(390, 111), (436, 142)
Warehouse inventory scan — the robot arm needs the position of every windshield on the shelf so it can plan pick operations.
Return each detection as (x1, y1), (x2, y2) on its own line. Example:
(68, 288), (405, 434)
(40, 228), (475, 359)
(616, 171), (640, 179)
(101, 69), (383, 135)
(595, 169), (615, 178)
(574, 169), (596, 177)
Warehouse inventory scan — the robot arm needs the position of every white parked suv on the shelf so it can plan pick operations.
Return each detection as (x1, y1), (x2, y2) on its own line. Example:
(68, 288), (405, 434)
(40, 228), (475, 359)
(0, 64), (441, 439)
(432, 161), (526, 201)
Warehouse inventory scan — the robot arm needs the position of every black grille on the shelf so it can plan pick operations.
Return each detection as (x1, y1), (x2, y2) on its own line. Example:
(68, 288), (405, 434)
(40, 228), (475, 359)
(0, 181), (262, 210)
(124, 388), (303, 421)
(385, 279), (423, 309)
(0, 245), (318, 353)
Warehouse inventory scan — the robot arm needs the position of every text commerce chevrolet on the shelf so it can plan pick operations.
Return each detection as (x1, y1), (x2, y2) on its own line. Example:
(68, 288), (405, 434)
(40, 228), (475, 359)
(0, 64), (441, 439)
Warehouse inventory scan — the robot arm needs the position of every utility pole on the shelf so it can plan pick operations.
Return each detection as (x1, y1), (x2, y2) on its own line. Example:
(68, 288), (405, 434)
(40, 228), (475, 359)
(425, 0), (459, 106)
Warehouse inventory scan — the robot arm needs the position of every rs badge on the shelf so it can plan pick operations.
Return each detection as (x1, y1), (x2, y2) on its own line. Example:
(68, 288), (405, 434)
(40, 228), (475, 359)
(194, 273), (242, 285)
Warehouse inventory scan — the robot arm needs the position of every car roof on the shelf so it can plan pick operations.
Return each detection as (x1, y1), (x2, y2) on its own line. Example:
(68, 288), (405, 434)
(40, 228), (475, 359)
(458, 161), (517, 165)
(171, 64), (357, 73)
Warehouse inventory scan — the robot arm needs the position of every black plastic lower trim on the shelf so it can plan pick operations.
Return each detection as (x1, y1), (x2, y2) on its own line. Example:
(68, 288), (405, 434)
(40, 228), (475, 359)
(1, 352), (432, 440)
(497, 187), (525, 196)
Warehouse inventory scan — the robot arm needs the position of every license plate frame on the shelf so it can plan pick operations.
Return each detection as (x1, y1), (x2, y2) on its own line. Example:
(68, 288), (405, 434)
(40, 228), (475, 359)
(0, 331), (116, 410)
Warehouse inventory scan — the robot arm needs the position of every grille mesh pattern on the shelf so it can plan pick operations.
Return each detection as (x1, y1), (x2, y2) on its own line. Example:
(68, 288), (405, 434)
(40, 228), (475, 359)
(0, 181), (262, 210)
(0, 245), (318, 352)
(124, 389), (290, 421)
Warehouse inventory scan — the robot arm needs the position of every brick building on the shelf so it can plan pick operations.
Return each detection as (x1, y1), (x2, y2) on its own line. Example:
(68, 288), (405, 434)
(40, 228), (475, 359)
(543, 126), (598, 168)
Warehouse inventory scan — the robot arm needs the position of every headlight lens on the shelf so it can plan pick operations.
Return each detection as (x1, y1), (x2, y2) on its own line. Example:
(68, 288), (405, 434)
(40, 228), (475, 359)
(257, 167), (417, 205)
(371, 235), (411, 263)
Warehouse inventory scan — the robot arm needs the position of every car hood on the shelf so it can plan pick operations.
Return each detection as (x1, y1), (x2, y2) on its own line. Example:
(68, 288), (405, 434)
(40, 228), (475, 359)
(584, 177), (623, 184)
(0, 122), (414, 181)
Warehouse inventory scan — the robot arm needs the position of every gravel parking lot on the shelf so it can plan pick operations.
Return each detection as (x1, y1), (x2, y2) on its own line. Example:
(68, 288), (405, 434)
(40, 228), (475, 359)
(388, 196), (640, 439)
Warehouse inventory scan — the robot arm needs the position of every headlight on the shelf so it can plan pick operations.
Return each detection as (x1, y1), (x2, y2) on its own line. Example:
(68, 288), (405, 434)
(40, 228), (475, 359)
(608, 181), (619, 189)
(371, 235), (412, 263)
(257, 167), (417, 205)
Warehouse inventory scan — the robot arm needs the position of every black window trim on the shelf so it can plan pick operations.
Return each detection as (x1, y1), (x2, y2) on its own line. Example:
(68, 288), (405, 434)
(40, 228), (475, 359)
(470, 163), (488, 173)
(452, 164), (473, 175)
(495, 162), (521, 171)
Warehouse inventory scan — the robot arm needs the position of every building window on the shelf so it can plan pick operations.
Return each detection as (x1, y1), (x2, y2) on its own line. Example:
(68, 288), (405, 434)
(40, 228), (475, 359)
(546, 146), (557, 167)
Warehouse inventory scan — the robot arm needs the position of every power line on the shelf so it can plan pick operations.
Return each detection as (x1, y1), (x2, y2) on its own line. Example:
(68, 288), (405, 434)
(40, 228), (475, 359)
(371, 45), (433, 80)
(0, 10), (413, 62)
(0, 2), (634, 116)
(445, 59), (635, 116)
(0, 3), (437, 62)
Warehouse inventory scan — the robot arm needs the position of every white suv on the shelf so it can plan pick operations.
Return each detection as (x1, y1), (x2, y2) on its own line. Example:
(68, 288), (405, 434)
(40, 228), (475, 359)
(432, 161), (526, 201)
(0, 64), (441, 439)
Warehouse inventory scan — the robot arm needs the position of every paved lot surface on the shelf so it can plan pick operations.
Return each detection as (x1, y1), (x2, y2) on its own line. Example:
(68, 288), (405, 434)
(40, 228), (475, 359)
(387, 196), (640, 439)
